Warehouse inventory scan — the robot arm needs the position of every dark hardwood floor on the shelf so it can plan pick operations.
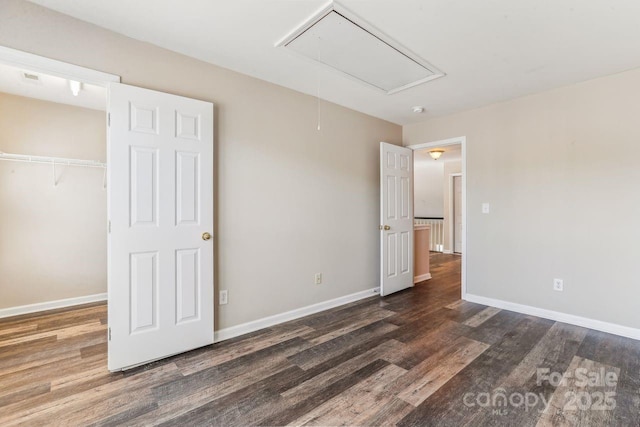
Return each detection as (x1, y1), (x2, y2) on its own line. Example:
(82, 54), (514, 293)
(1, 253), (639, 426)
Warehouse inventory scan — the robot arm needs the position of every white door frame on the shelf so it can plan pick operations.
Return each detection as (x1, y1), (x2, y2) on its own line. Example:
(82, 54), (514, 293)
(0, 46), (120, 87)
(449, 173), (462, 255)
(407, 136), (467, 299)
(0, 46), (119, 312)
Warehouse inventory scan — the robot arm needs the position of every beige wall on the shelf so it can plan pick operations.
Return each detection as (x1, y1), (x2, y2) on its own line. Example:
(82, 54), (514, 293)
(0, 92), (107, 308)
(0, 1), (401, 327)
(442, 160), (461, 253)
(404, 66), (640, 330)
(413, 157), (444, 218)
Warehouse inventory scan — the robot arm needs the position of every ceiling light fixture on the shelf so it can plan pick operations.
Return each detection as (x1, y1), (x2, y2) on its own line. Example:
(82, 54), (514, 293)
(69, 80), (81, 96)
(429, 149), (444, 160)
(412, 106), (425, 114)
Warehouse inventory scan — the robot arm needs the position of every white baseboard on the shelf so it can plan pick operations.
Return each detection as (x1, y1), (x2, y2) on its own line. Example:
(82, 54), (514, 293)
(414, 273), (432, 283)
(465, 293), (640, 341)
(0, 293), (107, 319)
(443, 249), (453, 254)
(214, 287), (380, 342)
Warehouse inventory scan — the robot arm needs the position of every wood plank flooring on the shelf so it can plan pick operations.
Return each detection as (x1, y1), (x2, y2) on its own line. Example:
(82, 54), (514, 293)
(1, 253), (640, 426)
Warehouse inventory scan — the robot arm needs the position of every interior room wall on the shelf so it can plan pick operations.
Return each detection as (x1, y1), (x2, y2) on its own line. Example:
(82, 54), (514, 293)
(442, 160), (461, 253)
(404, 66), (640, 331)
(0, 0), (402, 328)
(413, 155), (444, 218)
(0, 92), (106, 309)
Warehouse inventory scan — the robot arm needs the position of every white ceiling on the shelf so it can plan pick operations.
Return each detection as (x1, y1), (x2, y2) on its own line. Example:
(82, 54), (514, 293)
(27, 0), (640, 125)
(0, 62), (106, 110)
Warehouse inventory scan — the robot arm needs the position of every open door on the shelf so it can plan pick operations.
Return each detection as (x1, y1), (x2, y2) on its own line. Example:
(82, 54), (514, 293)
(108, 83), (214, 371)
(380, 142), (414, 296)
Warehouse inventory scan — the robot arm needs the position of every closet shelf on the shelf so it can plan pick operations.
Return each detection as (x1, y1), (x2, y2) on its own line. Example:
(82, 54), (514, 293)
(0, 151), (106, 168)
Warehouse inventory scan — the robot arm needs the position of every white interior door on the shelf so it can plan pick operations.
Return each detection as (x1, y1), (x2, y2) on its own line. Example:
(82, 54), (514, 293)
(108, 83), (214, 371)
(453, 175), (462, 253)
(380, 142), (414, 296)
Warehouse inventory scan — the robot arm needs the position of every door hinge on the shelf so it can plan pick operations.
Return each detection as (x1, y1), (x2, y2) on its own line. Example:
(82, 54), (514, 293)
(107, 113), (111, 127)
(108, 220), (111, 233)
(108, 327), (112, 341)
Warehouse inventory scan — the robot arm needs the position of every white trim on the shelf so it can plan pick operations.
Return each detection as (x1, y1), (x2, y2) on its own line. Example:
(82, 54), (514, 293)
(214, 287), (379, 342)
(443, 249), (453, 255)
(0, 46), (120, 86)
(408, 136), (467, 299)
(414, 273), (432, 283)
(408, 136), (465, 151)
(465, 294), (640, 341)
(0, 293), (107, 319)
(274, 1), (335, 47)
(449, 172), (462, 254)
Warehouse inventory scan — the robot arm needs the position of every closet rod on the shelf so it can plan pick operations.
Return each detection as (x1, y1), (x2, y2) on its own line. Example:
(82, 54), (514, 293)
(0, 151), (106, 168)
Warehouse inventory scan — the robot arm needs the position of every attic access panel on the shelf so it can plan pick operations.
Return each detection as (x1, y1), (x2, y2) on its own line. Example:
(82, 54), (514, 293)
(277, 5), (444, 94)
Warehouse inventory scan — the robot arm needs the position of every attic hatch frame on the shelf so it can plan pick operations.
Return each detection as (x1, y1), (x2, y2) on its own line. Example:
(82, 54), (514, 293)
(275, 1), (445, 95)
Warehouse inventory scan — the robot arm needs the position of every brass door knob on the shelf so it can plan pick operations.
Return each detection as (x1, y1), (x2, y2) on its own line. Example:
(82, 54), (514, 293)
(202, 232), (212, 241)
(379, 225), (391, 230)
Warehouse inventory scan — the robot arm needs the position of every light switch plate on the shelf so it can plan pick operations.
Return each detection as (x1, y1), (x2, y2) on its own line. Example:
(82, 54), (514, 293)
(219, 290), (228, 305)
(482, 203), (490, 214)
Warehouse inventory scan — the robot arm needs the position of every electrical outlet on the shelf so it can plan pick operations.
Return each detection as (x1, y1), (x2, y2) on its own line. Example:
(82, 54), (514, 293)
(553, 278), (564, 292)
(219, 290), (228, 305)
(314, 273), (322, 285)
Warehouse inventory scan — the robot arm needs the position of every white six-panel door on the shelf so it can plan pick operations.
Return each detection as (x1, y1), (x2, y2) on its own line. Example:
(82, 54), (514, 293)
(108, 83), (214, 371)
(380, 142), (414, 296)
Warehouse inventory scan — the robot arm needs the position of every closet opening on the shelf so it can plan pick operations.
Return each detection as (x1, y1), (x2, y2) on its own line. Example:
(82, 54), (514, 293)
(0, 59), (110, 317)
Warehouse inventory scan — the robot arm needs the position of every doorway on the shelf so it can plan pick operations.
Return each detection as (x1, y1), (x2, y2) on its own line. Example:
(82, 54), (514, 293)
(408, 137), (466, 298)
